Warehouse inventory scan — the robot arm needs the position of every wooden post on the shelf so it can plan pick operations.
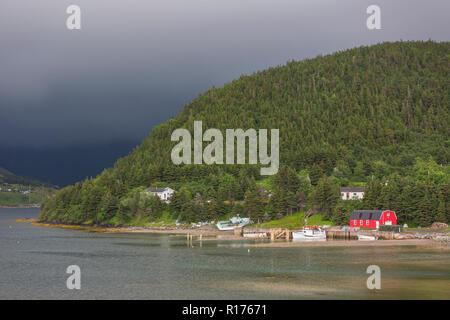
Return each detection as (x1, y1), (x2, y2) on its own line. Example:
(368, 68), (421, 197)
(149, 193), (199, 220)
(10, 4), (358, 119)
(286, 229), (290, 241)
(270, 230), (275, 242)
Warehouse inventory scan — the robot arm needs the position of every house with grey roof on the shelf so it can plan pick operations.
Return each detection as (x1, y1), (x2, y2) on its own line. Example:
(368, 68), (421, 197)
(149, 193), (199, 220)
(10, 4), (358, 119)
(340, 186), (365, 200)
(143, 187), (175, 202)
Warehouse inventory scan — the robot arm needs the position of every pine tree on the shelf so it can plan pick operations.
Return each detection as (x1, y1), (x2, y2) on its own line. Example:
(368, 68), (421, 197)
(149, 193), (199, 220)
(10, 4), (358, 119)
(436, 184), (449, 223)
(311, 176), (338, 220)
(363, 176), (382, 209)
(416, 190), (434, 227)
(244, 184), (265, 223)
(309, 164), (323, 186)
(332, 201), (349, 226)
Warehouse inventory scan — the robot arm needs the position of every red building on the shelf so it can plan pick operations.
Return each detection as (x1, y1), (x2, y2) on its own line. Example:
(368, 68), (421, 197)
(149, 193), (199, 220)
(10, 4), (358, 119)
(350, 210), (397, 229)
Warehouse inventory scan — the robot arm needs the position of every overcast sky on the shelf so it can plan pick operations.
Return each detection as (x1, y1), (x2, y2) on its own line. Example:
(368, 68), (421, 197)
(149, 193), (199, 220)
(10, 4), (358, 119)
(1, 0), (449, 147)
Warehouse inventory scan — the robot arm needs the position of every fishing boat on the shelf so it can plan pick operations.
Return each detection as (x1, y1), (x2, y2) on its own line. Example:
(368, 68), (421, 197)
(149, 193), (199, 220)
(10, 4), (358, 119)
(357, 234), (377, 241)
(216, 216), (250, 231)
(292, 226), (326, 240)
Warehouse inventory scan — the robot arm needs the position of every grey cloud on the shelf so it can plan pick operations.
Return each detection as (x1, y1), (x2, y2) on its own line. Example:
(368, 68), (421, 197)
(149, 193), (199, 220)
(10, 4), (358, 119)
(0, 0), (449, 146)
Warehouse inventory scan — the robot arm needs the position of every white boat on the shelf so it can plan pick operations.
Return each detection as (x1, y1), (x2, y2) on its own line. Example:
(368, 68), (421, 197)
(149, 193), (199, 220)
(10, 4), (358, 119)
(357, 234), (377, 241)
(216, 216), (250, 231)
(292, 226), (326, 241)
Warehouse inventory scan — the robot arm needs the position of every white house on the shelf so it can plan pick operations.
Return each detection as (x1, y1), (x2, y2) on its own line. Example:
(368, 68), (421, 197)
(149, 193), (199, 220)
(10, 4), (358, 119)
(340, 187), (365, 200)
(144, 187), (175, 202)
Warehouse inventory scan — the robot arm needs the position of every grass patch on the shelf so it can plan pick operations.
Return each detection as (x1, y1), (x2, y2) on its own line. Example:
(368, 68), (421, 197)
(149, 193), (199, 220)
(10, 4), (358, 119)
(127, 211), (178, 227)
(255, 212), (334, 230)
(256, 177), (274, 190)
(0, 191), (41, 206)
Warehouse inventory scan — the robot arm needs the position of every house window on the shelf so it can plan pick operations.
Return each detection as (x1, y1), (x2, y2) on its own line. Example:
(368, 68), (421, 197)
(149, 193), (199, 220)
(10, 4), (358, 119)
(366, 220), (369, 225)
(360, 220), (363, 225)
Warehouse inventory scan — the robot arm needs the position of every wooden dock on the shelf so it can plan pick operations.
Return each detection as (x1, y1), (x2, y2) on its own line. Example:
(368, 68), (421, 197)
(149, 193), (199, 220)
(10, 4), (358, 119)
(242, 227), (362, 241)
(242, 228), (291, 240)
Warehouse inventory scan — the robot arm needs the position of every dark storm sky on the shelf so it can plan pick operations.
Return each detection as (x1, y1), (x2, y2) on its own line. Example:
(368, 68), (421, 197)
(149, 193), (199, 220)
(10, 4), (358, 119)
(0, 0), (449, 185)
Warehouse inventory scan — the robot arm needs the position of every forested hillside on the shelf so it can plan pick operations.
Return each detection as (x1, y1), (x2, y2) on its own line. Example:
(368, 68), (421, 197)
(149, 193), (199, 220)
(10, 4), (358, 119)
(39, 41), (449, 227)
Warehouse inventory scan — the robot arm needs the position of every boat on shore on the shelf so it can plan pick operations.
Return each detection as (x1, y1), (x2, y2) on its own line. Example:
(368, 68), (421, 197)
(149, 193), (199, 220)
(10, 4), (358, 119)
(216, 216), (250, 231)
(292, 226), (326, 241)
(357, 234), (377, 241)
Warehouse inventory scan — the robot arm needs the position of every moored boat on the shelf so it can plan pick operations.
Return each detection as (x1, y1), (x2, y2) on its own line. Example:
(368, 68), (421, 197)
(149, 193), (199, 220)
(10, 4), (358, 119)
(216, 216), (250, 231)
(357, 234), (377, 241)
(292, 226), (326, 241)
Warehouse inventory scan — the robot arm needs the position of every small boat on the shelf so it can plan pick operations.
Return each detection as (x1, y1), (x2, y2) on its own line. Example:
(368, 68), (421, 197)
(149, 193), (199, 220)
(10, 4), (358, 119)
(292, 226), (326, 241)
(216, 216), (250, 231)
(357, 234), (377, 241)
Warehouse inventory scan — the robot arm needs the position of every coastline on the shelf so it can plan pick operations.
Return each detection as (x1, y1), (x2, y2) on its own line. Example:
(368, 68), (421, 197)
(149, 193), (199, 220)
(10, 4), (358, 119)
(0, 204), (40, 208)
(18, 219), (234, 236)
(15, 219), (449, 248)
(248, 239), (443, 248)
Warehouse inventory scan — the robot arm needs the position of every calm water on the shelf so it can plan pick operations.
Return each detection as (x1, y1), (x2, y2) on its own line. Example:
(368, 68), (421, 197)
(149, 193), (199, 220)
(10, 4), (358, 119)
(0, 208), (449, 299)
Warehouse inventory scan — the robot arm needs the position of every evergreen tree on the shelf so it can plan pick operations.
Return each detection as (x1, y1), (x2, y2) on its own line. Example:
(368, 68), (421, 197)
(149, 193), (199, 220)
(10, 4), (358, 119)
(309, 164), (323, 186)
(244, 183), (265, 223)
(332, 201), (349, 226)
(311, 176), (338, 220)
(363, 176), (382, 209)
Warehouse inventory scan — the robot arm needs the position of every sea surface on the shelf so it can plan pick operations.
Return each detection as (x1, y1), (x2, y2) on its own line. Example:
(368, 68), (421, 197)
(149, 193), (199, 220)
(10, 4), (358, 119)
(0, 208), (449, 299)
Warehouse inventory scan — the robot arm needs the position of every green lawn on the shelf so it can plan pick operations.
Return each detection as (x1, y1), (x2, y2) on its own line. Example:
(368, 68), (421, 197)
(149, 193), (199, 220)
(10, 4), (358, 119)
(255, 212), (334, 230)
(256, 177), (274, 190)
(0, 191), (42, 206)
(108, 211), (179, 227)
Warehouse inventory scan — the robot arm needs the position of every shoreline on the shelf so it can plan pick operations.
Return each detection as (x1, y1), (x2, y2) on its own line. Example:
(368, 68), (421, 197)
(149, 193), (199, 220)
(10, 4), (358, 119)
(15, 219), (449, 248)
(0, 205), (40, 208)
(248, 239), (443, 248)
(18, 219), (234, 236)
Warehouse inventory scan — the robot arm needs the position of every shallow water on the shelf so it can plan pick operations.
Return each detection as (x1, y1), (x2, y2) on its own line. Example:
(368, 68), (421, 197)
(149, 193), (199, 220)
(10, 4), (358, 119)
(0, 208), (449, 299)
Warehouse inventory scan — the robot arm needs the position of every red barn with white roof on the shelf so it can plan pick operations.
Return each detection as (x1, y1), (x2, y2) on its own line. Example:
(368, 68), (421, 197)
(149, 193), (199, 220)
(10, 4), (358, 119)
(350, 210), (397, 229)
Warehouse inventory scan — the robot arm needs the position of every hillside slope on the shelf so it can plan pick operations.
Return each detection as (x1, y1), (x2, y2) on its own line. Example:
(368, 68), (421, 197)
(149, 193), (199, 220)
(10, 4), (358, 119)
(39, 41), (449, 225)
(0, 166), (14, 176)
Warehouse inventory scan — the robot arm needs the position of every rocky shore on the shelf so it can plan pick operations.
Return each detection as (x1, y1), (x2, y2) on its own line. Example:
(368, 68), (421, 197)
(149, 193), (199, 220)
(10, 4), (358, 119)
(358, 229), (450, 241)
(18, 218), (450, 245)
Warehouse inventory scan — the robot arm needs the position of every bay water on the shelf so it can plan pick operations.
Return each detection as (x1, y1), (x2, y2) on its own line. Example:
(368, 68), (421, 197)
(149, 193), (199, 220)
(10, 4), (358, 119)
(1, 208), (448, 299)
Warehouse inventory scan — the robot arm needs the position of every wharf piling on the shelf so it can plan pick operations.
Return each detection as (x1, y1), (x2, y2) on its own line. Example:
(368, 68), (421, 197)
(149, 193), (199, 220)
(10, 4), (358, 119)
(325, 230), (358, 240)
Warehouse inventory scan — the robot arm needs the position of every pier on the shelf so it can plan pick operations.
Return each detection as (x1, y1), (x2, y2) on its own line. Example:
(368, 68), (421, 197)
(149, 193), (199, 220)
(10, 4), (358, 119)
(242, 228), (362, 241)
(242, 228), (292, 240)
